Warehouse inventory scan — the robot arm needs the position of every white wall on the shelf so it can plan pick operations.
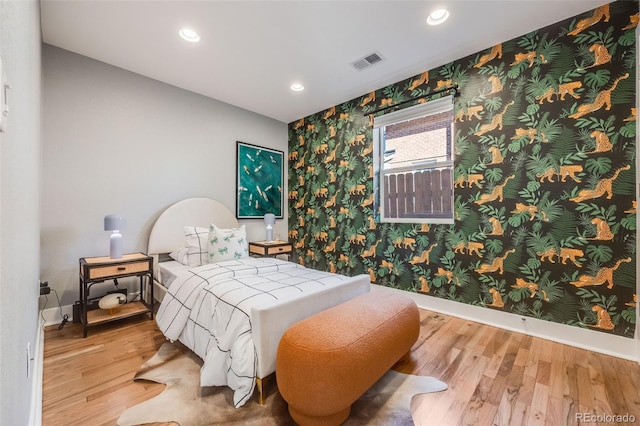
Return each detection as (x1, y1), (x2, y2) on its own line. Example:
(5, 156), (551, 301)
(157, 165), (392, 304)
(0, 0), (42, 424)
(41, 45), (288, 309)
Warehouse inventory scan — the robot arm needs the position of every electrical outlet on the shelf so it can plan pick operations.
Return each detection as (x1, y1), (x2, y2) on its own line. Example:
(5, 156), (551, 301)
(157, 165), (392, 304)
(40, 280), (50, 295)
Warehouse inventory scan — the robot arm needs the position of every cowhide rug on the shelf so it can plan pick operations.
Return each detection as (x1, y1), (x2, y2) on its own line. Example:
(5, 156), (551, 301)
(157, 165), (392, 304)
(117, 342), (447, 426)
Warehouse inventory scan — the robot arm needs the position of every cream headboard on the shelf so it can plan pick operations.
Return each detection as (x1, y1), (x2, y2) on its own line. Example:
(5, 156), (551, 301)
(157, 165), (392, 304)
(147, 197), (239, 257)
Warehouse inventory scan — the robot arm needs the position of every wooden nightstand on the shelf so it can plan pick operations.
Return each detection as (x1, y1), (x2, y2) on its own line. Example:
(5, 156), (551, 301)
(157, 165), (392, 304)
(249, 240), (293, 258)
(78, 252), (154, 337)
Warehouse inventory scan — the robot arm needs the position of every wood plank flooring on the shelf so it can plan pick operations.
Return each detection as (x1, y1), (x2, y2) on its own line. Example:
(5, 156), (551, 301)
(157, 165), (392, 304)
(42, 317), (166, 426)
(42, 310), (640, 425)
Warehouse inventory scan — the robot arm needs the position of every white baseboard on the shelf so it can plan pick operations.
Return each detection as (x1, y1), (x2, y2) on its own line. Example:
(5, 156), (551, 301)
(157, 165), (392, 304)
(371, 284), (639, 363)
(29, 316), (45, 426)
(41, 304), (74, 327)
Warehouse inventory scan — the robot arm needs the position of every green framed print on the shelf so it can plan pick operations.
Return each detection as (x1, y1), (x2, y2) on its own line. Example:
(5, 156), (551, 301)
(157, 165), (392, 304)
(236, 141), (284, 219)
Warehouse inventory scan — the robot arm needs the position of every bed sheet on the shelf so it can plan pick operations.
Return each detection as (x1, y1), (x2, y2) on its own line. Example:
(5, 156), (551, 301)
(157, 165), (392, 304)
(157, 260), (188, 289)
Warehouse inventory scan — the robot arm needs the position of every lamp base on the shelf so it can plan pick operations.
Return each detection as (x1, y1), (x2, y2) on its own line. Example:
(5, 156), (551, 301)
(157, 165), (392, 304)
(110, 232), (123, 259)
(265, 227), (273, 242)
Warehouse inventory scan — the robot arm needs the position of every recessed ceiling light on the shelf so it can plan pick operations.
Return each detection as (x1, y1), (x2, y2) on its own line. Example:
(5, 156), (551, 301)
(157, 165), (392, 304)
(290, 83), (305, 92)
(427, 8), (449, 26)
(179, 28), (200, 43)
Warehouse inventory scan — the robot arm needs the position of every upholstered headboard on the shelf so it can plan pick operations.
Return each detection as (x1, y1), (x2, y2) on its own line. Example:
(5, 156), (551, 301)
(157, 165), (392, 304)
(147, 197), (239, 257)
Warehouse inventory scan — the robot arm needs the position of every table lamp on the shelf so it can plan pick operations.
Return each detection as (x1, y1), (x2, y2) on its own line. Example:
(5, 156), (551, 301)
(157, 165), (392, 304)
(264, 213), (276, 242)
(104, 214), (126, 259)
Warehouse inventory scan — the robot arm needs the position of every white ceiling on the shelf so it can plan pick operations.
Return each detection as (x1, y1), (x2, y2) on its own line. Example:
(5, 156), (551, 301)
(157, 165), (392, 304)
(40, 0), (608, 124)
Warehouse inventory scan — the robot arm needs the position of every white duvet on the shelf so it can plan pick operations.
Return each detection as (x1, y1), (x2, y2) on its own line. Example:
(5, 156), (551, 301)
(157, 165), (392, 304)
(155, 257), (355, 407)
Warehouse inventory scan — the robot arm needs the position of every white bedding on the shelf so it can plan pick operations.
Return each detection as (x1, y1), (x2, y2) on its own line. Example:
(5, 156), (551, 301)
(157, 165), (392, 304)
(156, 257), (362, 407)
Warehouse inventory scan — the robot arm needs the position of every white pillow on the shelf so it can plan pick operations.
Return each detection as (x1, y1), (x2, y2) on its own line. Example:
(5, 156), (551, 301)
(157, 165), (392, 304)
(208, 224), (249, 263)
(183, 226), (209, 267)
(169, 246), (189, 265)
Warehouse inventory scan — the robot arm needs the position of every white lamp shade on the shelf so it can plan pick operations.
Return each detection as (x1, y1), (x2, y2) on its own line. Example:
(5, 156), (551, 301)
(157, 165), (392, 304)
(104, 214), (126, 231)
(264, 213), (276, 226)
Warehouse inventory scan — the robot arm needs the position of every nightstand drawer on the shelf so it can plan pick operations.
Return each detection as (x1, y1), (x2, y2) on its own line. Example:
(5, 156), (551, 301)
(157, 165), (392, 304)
(88, 261), (151, 280)
(249, 241), (292, 257)
(265, 244), (292, 255)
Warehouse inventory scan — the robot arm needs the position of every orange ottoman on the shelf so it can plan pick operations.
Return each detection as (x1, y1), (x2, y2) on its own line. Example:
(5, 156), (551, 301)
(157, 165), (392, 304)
(276, 292), (419, 426)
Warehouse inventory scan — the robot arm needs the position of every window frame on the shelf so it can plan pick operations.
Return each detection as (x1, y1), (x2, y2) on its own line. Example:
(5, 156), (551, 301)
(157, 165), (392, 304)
(373, 95), (455, 225)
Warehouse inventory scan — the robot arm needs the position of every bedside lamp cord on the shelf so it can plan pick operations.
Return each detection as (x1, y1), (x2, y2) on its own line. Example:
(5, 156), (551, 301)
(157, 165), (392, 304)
(40, 288), (69, 330)
(58, 312), (69, 330)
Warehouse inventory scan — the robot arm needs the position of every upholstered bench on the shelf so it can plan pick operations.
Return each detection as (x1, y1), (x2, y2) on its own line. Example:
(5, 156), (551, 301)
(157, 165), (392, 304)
(276, 291), (419, 425)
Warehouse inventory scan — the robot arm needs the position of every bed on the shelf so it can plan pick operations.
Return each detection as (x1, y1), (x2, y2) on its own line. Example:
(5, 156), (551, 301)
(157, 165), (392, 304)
(147, 197), (371, 407)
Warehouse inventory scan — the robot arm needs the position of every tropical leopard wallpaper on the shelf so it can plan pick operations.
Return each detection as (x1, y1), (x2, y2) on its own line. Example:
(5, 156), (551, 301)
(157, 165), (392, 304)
(288, 1), (638, 338)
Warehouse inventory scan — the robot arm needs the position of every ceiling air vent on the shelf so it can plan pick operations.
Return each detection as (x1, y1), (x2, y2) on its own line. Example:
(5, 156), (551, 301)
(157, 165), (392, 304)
(352, 52), (383, 71)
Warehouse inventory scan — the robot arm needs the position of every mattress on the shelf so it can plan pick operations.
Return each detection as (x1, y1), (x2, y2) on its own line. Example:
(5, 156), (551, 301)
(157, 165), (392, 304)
(157, 260), (187, 289)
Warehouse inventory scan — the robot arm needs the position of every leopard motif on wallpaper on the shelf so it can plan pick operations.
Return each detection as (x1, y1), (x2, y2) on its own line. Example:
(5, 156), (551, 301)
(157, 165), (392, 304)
(288, 1), (638, 338)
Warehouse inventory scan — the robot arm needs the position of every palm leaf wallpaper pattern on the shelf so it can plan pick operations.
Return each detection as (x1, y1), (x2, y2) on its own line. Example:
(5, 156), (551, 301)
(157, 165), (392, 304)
(288, 1), (638, 338)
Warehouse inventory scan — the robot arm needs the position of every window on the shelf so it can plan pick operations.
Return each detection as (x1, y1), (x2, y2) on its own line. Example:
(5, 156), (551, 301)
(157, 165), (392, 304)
(374, 95), (454, 224)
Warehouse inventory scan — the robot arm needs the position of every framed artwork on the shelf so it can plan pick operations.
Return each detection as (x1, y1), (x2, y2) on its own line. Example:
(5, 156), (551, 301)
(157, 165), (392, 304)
(236, 141), (284, 219)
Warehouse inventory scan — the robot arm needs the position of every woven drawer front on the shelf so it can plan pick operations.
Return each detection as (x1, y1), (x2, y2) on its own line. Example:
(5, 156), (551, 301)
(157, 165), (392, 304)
(266, 245), (292, 255)
(88, 261), (150, 280)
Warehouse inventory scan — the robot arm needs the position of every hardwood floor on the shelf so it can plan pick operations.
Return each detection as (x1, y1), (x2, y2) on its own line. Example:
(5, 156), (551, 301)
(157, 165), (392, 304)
(42, 310), (640, 425)
(42, 317), (166, 426)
